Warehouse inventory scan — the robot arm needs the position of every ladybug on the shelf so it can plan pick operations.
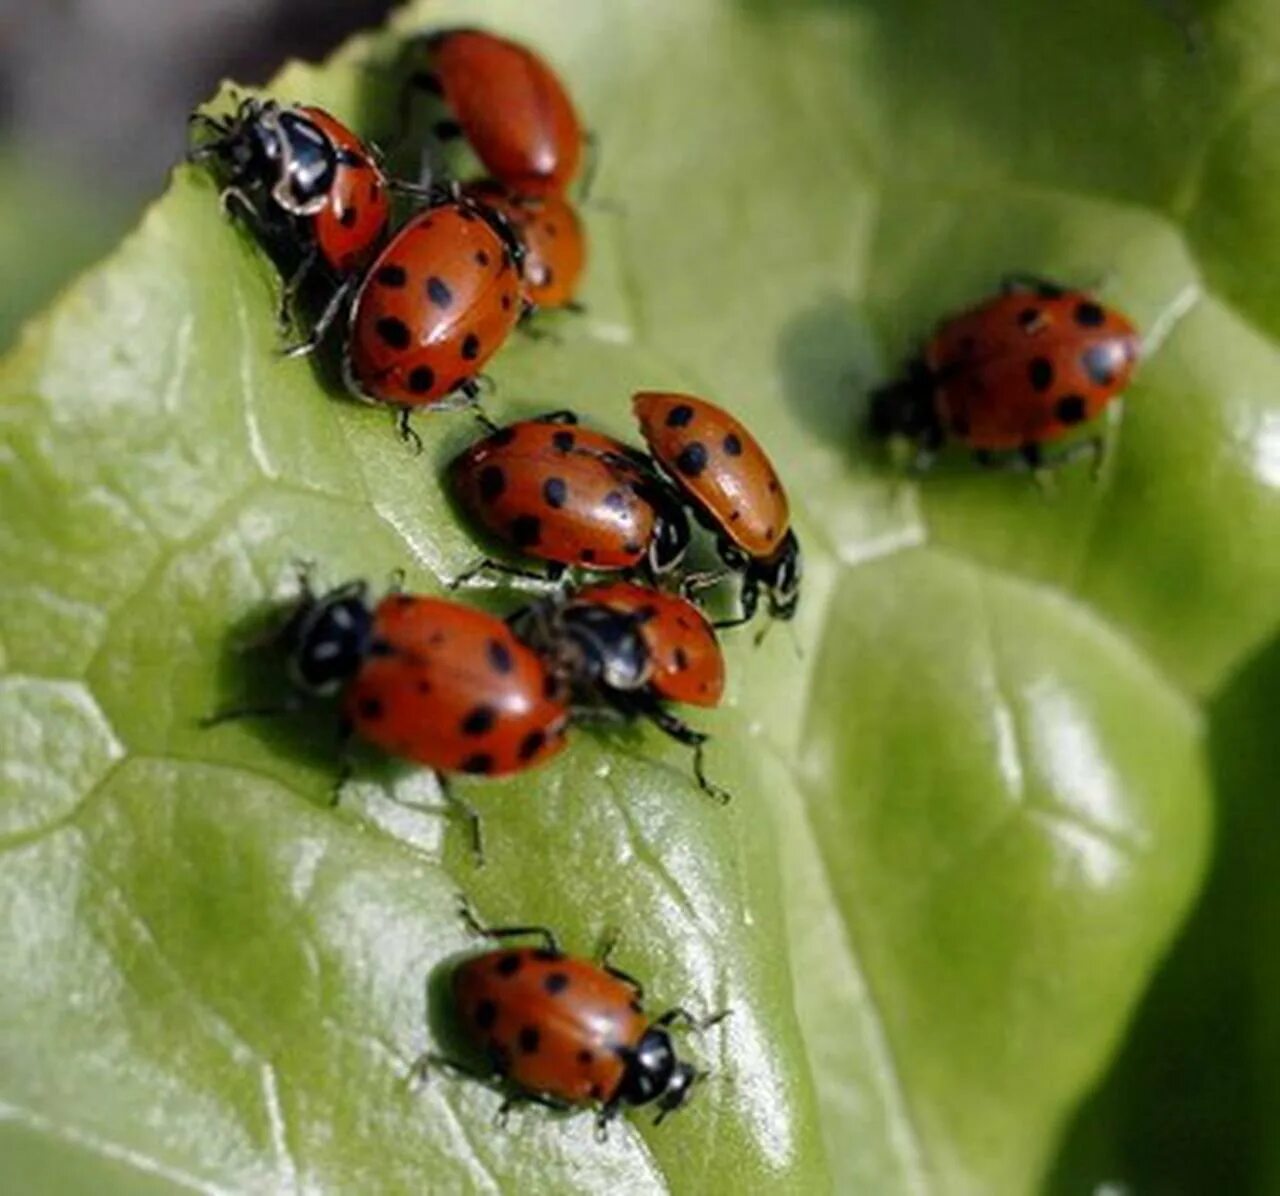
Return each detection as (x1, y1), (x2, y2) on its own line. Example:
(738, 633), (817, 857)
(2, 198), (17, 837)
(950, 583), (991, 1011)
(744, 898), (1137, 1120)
(189, 98), (391, 310)
(419, 904), (726, 1131)
(569, 581), (724, 708)
(509, 584), (728, 802)
(631, 392), (802, 629)
(413, 28), (584, 197)
(341, 195), (527, 421)
(449, 414), (690, 580)
(465, 180), (586, 312)
(204, 575), (569, 855)
(869, 276), (1142, 472)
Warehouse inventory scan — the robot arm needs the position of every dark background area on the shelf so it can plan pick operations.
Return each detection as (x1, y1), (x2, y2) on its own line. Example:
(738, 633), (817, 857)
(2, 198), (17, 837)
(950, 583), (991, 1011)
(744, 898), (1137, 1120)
(0, 0), (403, 349)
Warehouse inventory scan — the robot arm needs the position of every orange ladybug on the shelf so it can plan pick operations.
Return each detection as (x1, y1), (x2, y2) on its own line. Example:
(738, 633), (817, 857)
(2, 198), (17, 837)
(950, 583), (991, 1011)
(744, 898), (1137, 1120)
(418, 904), (726, 1132)
(450, 414), (690, 577)
(189, 99), (391, 312)
(510, 583), (729, 802)
(632, 392), (802, 629)
(416, 28), (584, 197)
(870, 276), (1142, 471)
(570, 581), (725, 708)
(343, 195), (525, 420)
(204, 576), (569, 856)
(464, 180), (586, 311)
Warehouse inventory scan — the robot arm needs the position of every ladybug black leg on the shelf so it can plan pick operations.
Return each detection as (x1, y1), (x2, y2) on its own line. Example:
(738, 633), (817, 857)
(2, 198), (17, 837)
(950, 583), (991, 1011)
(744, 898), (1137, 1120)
(457, 895), (561, 954)
(597, 931), (645, 1000)
(595, 1100), (623, 1143)
(449, 558), (562, 592)
(198, 695), (303, 729)
(407, 1051), (483, 1093)
(495, 1090), (572, 1129)
(395, 408), (425, 455)
(636, 698), (730, 805)
(277, 245), (318, 334)
(280, 274), (357, 359)
(712, 575), (758, 632)
(655, 1006), (732, 1034)
(563, 300), (588, 316)
(578, 129), (601, 205)
(436, 773), (485, 865)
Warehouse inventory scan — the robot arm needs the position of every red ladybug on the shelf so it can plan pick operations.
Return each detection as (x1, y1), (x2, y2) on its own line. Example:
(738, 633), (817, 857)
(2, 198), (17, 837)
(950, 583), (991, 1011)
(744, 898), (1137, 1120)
(510, 584), (728, 802)
(870, 277), (1142, 471)
(632, 392), (802, 629)
(415, 29), (584, 197)
(449, 414), (690, 578)
(570, 582), (724, 707)
(205, 576), (569, 854)
(464, 181), (586, 312)
(419, 906), (725, 1131)
(342, 196), (526, 418)
(189, 98), (390, 298)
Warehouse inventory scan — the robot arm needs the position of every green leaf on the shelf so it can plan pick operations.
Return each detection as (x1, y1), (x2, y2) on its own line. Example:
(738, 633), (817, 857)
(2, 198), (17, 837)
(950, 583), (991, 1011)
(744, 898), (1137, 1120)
(1, 1), (1276, 1193)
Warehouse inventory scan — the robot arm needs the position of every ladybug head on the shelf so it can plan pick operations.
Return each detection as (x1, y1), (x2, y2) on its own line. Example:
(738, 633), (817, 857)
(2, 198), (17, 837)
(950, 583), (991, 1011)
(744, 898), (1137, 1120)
(761, 530), (801, 622)
(281, 582), (374, 697)
(868, 363), (938, 444)
(617, 1025), (698, 1121)
(190, 98), (336, 217)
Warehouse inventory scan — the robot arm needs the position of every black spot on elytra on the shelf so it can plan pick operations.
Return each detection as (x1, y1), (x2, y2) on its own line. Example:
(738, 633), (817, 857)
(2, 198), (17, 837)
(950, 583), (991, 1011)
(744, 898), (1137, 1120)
(603, 490), (628, 511)
(765, 525), (776, 540)
(666, 404), (695, 428)
(501, 293), (513, 311)
(460, 753), (494, 775)
(723, 432), (743, 456)
(1017, 306), (1041, 330)
(461, 705), (496, 736)
(1055, 394), (1088, 425)
(474, 998), (498, 1030)
(1028, 357), (1054, 392)
(552, 430), (575, 452)
(416, 679), (432, 694)
(461, 333), (481, 360)
(676, 442), (709, 477)
(1082, 344), (1116, 387)
(621, 540), (643, 555)
(510, 514), (542, 547)
(426, 276), (453, 308)
(434, 118), (463, 140)
(488, 639), (514, 674)
(543, 971), (570, 995)
(545, 222), (558, 237)
(542, 477), (568, 508)
(475, 249), (491, 267)
(544, 673), (562, 700)
(539, 266), (555, 287)
(577, 1049), (594, 1066)
(518, 729), (546, 761)
(339, 206), (358, 228)
(579, 548), (597, 564)
(478, 464), (506, 502)
(674, 647), (690, 671)
(408, 366), (435, 394)
(369, 639), (394, 656)
(375, 264), (407, 288)
(518, 1026), (541, 1054)
(358, 696), (383, 720)
(1075, 300), (1106, 327)
(495, 953), (522, 977)
(375, 317), (411, 350)
(588, 1083), (604, 1100)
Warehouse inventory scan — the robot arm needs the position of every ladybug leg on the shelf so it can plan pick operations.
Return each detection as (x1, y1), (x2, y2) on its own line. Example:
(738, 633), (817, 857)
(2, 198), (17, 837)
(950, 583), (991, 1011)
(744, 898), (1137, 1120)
(280, 274), (357, 359)
(395, 408), (424, 455)
(198, 694), (303, 728)
(449, 558), (562, 591)
(634, 698), (730, 805)
(712, 574), (758, 632)
(655, 1006), (732, 1034)
(563, 300), (589, 316)
(277, 245), (318, 334)
(578, 129), (601, 205)
(456, 895), (562, 954)
(594, 1099), (624, 1143)
(436, 772), (485, 865)
(495, 1091), (572, 1129)
(597, 931), (645, 1000)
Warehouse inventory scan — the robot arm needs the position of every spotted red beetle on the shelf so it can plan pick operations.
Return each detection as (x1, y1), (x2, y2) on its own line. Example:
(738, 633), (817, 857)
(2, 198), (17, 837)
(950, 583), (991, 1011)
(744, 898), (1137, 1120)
(870, 276), (1142, 473)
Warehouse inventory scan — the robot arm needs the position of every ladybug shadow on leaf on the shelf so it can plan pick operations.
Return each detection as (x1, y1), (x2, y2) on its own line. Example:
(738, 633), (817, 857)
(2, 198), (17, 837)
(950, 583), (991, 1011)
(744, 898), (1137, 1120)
(774, 292), (893, 472)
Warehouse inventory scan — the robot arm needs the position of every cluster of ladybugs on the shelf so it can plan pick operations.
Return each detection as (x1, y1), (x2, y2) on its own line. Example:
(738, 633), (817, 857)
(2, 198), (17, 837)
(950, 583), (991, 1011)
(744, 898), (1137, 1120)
(190, 24), (1143, 1139)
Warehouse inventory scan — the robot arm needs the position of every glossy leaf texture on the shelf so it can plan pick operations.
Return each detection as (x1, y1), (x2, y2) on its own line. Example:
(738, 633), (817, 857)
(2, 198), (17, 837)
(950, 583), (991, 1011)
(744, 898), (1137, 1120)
(1, 1), (1278, 1193)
